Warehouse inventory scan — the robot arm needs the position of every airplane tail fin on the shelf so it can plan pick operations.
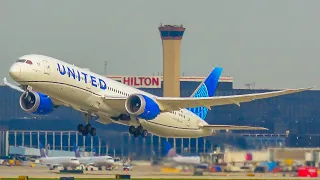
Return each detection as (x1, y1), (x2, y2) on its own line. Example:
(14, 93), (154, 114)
(92, 148), (96, 156)
(39, 142), (47, 158)
(187, 67), (223, 120)
(73, 143), (81, 158)
(164, 141), (177, 157)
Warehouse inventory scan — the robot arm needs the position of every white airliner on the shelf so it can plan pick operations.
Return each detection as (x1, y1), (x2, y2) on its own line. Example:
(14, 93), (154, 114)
(73, 144), (114, 170)
(38, 143), (80, 170)
(164, 141), (208, 169)
(5, 54), (312, 138)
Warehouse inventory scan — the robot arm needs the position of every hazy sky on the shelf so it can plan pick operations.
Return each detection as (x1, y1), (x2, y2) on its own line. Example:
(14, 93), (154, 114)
(1, 0), (319, 89)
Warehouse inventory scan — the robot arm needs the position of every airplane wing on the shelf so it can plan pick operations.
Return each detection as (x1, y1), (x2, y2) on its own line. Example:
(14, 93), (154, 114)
(3, 77), (24, 92)
(95, 116), (113, 125)
(3, 77), (65, 106)
(156, 87), (312, 112)
(200, 125), (268, 131)
(102, 87), (312, 113)
(102, 96), (127, 113)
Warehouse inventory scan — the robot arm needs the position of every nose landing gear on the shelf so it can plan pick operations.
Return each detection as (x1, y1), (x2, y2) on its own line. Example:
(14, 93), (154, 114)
(128, 125), (148, 138)
(77, 113), (97, 136)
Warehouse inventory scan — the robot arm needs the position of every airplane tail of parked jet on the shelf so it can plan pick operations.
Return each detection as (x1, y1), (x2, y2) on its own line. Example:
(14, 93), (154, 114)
(187, 67), (223, 120)
(164, 141), (178, 157)
(73, 143), (81, 158)
(164, 141), (206, 168)
(73, 143), (96, 158)
(39, 142), (48, 158)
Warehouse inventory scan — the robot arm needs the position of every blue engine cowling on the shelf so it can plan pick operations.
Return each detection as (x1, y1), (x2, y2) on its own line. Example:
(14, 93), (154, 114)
(19, 91), (54, 115)
(125, 94), (160, 120)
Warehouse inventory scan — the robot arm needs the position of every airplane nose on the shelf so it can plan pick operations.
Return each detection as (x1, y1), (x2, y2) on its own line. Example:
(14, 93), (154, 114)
(9, 63), (21, 79)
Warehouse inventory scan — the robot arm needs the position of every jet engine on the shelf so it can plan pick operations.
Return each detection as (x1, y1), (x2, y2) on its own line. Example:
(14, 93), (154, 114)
(125, 94), (160, 120)
(49, 164), (57, 170)
(19, 91), (54, 115)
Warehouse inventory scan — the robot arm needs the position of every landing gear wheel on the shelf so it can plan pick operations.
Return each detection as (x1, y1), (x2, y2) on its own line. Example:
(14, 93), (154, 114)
(137, 126), (143, 134)
(77, 124), (84, 132)
(133, 130), (139, 137)
(141, 129), (148, 138)
(85, 124), (92, 132)
(80, 113), (98, 136)
(90, 127), (97, 136)
(82, 128), (89, 136)
(81, 124), (92, 136)
(129, 126), (135, 134)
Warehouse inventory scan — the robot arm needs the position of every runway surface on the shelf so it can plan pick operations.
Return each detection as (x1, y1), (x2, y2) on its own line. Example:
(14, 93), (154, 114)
(0, 165), (316, 179)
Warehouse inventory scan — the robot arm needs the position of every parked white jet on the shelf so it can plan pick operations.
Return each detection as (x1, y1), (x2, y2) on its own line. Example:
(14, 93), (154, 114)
(5, 54), (312, 138)
(38, 143), (80, 170)
(164, 141), (208, 169)
(73, 144), (114, 170)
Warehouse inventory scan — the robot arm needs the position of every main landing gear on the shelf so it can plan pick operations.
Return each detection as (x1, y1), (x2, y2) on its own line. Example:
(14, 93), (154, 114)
(129, 125), (148, 138)
(77, 113), (97, 136)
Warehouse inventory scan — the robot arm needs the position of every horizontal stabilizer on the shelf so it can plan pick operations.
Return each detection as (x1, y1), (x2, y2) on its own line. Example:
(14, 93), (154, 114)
(200, 125), (268, 131)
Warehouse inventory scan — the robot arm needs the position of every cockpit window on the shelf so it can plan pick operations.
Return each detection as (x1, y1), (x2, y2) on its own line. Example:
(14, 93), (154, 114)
(71, 158), (78, 161)
(26, 60), (33, 65)
(16, 59), (33, 65)
(16, 59), (26, 63)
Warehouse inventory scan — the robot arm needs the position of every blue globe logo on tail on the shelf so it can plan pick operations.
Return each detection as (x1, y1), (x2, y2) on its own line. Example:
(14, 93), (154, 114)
(187, 67), (223, 120)
(187, 84), (209, 120)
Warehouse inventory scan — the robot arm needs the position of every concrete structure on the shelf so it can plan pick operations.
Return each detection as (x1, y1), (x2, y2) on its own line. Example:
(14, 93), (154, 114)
(269, 147), (320, 162)
(0, 131), (9, 156)
(5, 130), (215, 159)
(159, 24), (185, 97)
(9, 146), (89, 157)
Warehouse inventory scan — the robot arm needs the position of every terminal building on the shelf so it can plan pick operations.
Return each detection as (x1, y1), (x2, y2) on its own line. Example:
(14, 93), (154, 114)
(0, 24), (319, 158)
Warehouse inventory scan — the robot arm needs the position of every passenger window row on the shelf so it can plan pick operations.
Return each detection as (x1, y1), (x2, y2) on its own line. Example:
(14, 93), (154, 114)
(107, 86), (130, 96)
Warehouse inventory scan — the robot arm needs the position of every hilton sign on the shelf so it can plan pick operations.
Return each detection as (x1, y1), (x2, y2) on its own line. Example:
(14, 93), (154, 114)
(107, 76), (161, 88)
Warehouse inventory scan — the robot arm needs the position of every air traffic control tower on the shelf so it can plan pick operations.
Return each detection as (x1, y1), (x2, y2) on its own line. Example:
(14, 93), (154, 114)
(159, 24), (185, 97)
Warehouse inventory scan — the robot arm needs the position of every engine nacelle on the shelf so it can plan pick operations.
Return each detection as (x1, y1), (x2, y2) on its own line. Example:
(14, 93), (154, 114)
(125, 94), (160, 120)
(49, 164), (57, 170)
(19, 91), (54, 115)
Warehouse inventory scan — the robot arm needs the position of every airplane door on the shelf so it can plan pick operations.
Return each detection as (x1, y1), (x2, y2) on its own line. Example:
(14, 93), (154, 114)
(43, 60), (50, 75)
(186, 118), (191, 127)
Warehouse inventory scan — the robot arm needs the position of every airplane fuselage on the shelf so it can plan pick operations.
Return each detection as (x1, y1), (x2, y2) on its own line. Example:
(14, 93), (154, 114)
(78, 156), (114, 167)
(172, 156), (201, 165)
(10, 55), (213, 138)
(39, 156), (80, 169)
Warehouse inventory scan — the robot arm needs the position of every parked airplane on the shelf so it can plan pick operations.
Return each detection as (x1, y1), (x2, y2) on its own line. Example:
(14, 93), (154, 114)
(164, 141), (208, 169)
(5, 54), (312, 138)
(73, 144), (114, 170)
(38, 143), (80, 170)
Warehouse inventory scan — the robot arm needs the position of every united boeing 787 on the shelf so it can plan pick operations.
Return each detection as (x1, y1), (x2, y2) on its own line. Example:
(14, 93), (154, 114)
(5, 54), (312, 138)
